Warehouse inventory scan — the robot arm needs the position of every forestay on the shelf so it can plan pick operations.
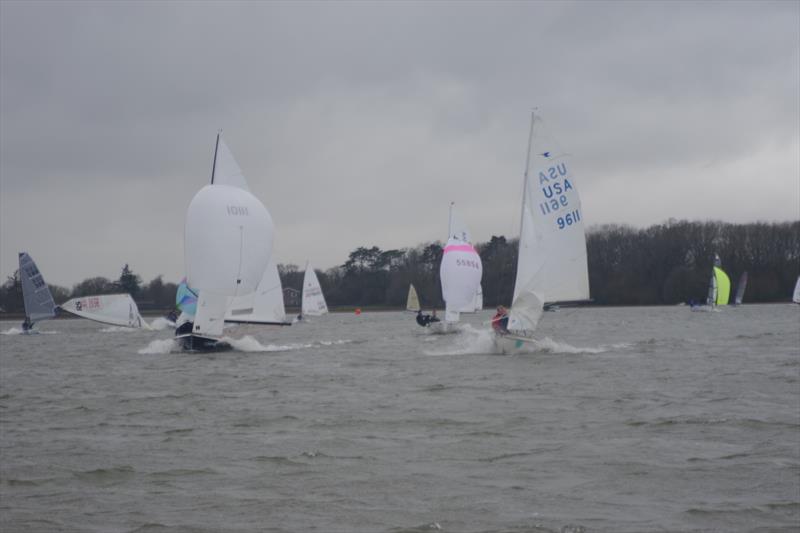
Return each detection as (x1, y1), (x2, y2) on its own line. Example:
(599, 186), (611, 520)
(60, 294), (148, 328)
(301, 262), (328, 317)
(509, 112), (589, 333)
(18, 252), (56, 324)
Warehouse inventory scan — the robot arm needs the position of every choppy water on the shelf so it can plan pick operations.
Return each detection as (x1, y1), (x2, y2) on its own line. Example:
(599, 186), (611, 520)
(1, 305), (798, 532)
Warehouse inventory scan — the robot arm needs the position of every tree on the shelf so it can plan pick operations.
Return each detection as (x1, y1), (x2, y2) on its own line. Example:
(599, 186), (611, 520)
(118, 264), (141, 297)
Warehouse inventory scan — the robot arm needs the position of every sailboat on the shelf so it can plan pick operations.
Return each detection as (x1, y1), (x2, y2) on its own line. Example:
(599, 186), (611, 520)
(792, 275), (800, 304)
(297, 261), (328, 320)
(60, 293), (150, 328)
(733, 271), (748, 306)
(406, 284), (421, 312)
(431, 202), (483, 334)
(18, 252), (56, 333)
(493, 112), (590, 354)
(175, 132), (288, 350)
(691, 254), (730, 312)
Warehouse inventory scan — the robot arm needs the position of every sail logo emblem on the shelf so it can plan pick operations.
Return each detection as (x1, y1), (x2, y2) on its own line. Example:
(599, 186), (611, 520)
(226, 205), (250, 216)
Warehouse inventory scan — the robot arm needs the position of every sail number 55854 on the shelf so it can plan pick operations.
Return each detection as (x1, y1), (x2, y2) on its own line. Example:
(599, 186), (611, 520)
(556, 209), (581, 230)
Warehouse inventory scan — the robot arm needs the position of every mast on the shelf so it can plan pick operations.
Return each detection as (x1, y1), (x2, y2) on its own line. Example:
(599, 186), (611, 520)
(448, 202), (454, 239)
(518, 111), (536, 243)
(210, 131), (221, 184)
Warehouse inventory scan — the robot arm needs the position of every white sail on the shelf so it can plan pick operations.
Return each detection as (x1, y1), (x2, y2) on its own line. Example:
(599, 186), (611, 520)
(226, 259), (289, 325)
(184, 133), (274, 339)
(706, 272), (717, 306)
(60, 293), (149, 328)
(18, 252), (56, 325)
(406, 284), (421, 312)
(508, 112), (589, 333)
(439, 204), (483, 323)
(793, 275), (800, 304)
(734, 272), (748, 305)
(301, 261), (328, 317)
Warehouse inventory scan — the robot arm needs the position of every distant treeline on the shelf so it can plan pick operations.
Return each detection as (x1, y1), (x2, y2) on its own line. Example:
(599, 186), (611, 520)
(1, 220), (797, 314)
(281, 220), (800, 308)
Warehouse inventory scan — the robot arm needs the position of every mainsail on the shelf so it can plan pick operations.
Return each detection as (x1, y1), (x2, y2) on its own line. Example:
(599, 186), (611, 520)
(439, 203), (483, 323)
(792, 275), (800, 304)
(225, 259), (289, 325)
(301, 261), (328, 317)
(60, 294), (148, 328)
(734, 272), (748, 305)
(18, 252), (56, 325)
(508, 112), (589, 333)
(406, 284), (421, 312)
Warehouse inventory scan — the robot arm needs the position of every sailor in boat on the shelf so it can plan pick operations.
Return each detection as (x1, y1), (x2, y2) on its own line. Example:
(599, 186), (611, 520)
(296, 313), (303, 322)
(21, 317), (33, 332)
(430, 309), (440, 323)
(491, 305), (509, 334)
(416, 310), (433, 327)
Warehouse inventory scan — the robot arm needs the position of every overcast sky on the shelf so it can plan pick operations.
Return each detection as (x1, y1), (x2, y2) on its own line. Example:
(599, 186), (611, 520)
(1, 0), (798, 288)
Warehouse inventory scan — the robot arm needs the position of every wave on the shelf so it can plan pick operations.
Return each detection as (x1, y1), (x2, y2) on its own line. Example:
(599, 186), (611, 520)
(1, 327), (58, 335)
(138, 338), (178, 354)
(100, 326), (142, 333)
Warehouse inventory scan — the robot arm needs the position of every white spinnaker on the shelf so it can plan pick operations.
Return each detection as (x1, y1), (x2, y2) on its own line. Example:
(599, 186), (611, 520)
(509, 113), (589, 332)
(60, 294), (149, 328)
(793, 276), (800, 304)
(184, 134), (275, 337)
(18, 252), (56, 324)
(440, 237), (483, 323)
(301, 262), (328, 317)
(406, 284), (421, 312)
(226, 259), (288, 324)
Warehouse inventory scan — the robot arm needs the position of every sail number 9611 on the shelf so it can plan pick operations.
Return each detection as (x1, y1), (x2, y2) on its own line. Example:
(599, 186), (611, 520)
(556, 209), (581, 230)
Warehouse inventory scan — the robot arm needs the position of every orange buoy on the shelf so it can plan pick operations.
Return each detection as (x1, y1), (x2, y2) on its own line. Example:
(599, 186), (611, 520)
(354, 308), (361, 315)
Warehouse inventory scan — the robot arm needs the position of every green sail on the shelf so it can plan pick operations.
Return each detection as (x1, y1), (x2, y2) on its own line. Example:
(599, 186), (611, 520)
(714, 266), (731, 305)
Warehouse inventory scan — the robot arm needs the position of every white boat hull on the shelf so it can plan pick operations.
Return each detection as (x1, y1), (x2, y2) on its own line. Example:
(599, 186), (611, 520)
(493, 332), (540, 355)
(690, 305), (719, 313)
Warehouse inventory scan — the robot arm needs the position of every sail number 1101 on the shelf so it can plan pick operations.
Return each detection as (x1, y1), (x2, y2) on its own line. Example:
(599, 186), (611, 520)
(556, 209), (581, 230)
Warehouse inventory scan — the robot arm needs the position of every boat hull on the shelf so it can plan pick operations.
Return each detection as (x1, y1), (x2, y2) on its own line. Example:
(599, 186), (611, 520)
(175, 333), (231, 352)
(493, 332), (539, 355)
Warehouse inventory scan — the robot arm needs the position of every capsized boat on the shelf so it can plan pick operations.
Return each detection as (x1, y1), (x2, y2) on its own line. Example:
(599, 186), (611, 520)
(431, 202), (483, 334)
(493, 112), (590, 354)
(691, 254), (730, 312)
(60, 293), (150, 328)
(175, 132), (288, 350)
(297, 261), (328, 320)
(18, 252), (56, 333)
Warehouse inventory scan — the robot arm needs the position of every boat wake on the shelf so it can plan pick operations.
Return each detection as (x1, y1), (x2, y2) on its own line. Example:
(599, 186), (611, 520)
(138, 336), (354, 354)
(148, 317), (176, 331)
(424, 324), (630, 356)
